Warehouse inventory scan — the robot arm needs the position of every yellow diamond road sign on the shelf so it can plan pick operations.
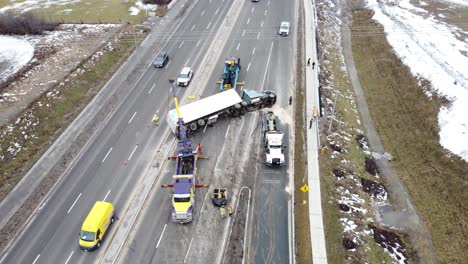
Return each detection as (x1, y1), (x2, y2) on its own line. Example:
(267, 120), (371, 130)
(300, 185), (310, 192)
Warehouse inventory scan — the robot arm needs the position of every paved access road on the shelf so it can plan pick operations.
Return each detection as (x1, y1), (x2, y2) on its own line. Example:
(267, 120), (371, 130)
(0, 0), (297, 263)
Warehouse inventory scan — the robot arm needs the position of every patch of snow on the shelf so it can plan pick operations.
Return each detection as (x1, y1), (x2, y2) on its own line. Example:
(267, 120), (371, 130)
(129, 0), (157, 16)
(129, 6), (140, 16)
(0, 36), (34, 82)
(367, 0), (468, 161)
(439, 0), (468, 6)
(0, 0), (81, 14)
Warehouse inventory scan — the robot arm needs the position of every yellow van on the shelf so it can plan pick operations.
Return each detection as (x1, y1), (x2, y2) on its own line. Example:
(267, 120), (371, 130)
(79, 201), (115, 251)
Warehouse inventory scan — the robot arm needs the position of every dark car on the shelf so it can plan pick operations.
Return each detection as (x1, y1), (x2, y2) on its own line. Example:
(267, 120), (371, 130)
(153, 51), (169, 68)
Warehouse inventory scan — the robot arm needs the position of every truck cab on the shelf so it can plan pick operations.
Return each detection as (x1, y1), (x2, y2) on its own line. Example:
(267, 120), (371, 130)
(262, 111), (285, 167)
(171, 175), (195, 223)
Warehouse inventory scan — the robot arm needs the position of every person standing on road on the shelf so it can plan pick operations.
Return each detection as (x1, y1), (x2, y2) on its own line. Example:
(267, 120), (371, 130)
(312, 61), (316, 69)
(309, 118), (313, 129)
(227, 203), (233, 217)
(197, 143), (203, 155)
(153, 113), (160, 126)
(220, 206), (227, 219)
(289, 96), (293, 105)
(307, 58), (311, 66)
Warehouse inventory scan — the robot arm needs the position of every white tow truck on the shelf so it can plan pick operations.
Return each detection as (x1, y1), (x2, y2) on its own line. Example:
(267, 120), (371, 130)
(261, 111), (285, 166)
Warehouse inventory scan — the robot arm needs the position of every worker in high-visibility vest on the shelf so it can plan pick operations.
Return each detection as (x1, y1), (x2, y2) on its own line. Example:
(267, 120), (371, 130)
(312, 106), (318, 119)
(220, 206), (227, 219)
(153, 113), (160, 126)
(227, 203), (233, 217)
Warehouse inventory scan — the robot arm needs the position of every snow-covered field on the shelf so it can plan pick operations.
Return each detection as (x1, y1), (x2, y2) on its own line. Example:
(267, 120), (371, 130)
(0, 37), (34, 82)
(367, 0), (468, 161)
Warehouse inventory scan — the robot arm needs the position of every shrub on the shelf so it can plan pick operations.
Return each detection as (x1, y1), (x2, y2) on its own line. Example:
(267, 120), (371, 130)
(142, 0), (172, 5)
(0, 12), (58, 35)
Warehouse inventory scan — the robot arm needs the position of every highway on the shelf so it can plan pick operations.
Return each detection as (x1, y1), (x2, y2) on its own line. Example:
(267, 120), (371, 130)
(0, 0), (297, 263)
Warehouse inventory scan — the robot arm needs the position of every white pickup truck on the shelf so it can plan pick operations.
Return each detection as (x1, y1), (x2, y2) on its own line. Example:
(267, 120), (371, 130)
(261, 111), (285, 166)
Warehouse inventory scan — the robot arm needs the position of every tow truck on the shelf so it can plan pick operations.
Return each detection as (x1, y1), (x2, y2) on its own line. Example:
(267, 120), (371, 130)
(161, 80), (208, 224)
(262, 111), (286, 166)
(217, 56), (244, 91)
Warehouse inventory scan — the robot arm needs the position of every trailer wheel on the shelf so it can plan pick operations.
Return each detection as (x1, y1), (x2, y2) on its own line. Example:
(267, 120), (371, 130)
(198, 119), (206, 126)
(240, 109), (246, 115)
(189, 123), (198, 131)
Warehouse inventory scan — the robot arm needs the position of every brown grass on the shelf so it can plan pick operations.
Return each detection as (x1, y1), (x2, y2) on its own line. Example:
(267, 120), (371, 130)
(351, 9), (468, 264)
(294, 4), (312, 262)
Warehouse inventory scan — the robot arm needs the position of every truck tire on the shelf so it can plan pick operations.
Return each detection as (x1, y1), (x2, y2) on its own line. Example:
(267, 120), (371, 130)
(198, 119), (206, 126)
(189, 123), (198, 131)
(240, 109), (246, 115)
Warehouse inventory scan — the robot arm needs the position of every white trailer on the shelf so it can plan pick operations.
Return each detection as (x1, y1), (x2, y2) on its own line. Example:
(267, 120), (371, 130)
(167, 89), (277, 137)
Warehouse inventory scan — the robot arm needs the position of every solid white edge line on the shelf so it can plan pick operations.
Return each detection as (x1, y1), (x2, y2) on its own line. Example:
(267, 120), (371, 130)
(196, 39), (201, 47)
(128, 145), (138, 161)
(183, 238), (193, 263)
(206, 22), (211, 29)
(225, 124), (230, 139)
(179, 41), (184, 49)
(185, 58), (190, 66)
(64, 250), (74, 264)
(247, 62), (251, 72)
(156, 224), (167, 248)
(102, 147), (113, 163)
(67, 193), (82, 214)
(103, 190), (111, 202)
(165, 60), (171, 68)
(128, 112), (137, 124)
(32, 254), (40, 264)
(236, 42), (240, 51)
(0, 254), (7, 264)
(148, 84), (155, 94)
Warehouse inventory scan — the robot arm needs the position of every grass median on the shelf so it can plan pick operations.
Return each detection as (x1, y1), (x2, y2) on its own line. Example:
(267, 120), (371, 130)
(351, 9), (468, 263)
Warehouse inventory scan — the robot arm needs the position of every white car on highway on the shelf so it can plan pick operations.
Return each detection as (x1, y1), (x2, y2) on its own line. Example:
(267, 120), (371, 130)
(279, 21), (290, 36)
(177, 67), (193, 87)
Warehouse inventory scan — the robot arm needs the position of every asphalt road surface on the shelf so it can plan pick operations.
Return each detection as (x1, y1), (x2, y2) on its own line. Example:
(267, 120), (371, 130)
(0, 0), (297, 263)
